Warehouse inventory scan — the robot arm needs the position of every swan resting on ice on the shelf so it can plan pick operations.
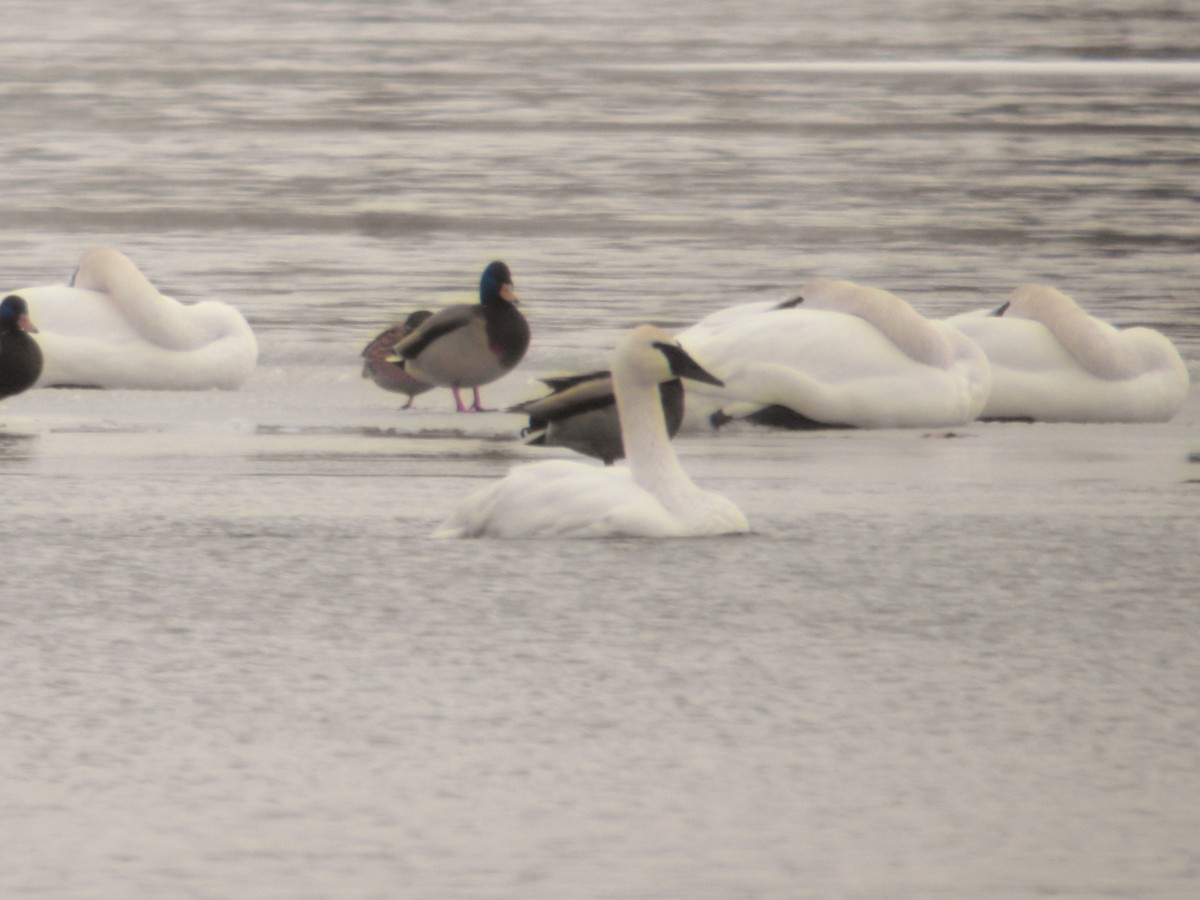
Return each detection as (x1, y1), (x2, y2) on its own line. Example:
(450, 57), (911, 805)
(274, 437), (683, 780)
(435, 325), (749, 539)
(12, 247), (257, 390)
(677, 278), (992, 430)
(946, 284), (1190, 423)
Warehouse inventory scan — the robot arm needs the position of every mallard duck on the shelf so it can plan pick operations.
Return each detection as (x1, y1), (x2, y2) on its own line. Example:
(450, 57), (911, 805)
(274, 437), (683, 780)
(387, 261), (529, 412)
(0, 295), (43, 401)
(361, 310), (434, 408)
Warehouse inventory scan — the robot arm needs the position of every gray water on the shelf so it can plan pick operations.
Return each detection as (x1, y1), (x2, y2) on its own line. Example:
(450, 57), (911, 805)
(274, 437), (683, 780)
(2, 2), (1199, 897)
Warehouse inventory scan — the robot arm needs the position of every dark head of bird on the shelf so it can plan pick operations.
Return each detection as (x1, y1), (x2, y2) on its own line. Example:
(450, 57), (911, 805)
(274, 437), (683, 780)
(653, 340), (723, 388)
(0, 295), (38, 334)
(480, 261), (517, 306)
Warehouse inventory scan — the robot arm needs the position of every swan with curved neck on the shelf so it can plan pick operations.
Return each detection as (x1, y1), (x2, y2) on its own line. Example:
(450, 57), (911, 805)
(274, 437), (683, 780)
(678, 278), (992, 430)
(13, 247), (257, 390)
(946, 284), (1190, 423)
(435, 325), (748, 539)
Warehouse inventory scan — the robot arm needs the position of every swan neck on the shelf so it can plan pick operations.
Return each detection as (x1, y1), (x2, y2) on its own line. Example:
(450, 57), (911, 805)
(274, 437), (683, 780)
(614, 370), (695, 496)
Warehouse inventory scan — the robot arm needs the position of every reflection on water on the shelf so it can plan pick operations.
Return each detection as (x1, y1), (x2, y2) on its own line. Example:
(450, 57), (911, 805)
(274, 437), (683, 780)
(1, 1), (1198, 897)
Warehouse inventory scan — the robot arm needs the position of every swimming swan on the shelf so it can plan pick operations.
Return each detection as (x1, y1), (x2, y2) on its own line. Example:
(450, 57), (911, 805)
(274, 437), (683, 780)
(945, 284), (1190, 423)
(14, 247), (257, 390)
(0, 295), (43, 402)
(510, 370), (685, 465)
(435, 325), (749, 539)
(361, 310), (435, 408)
(387, 261), (530, 412)
(677, 278), (992, 430)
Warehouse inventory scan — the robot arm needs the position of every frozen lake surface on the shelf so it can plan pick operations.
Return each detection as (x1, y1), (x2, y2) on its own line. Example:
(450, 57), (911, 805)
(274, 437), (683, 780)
(2, 1), (1199, 897)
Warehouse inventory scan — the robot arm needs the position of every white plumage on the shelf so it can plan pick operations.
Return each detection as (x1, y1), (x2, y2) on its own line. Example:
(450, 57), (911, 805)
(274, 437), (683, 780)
(677, 278), (992, 430)
(946, 284), (1189, 423)
(17, 247), (257, 390)
(435, 325), (749, 539)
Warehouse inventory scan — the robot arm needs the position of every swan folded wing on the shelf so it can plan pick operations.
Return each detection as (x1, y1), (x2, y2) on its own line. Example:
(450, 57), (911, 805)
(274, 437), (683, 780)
(947, 311), (1188, 422)
(789, 279), (959, 369)
(34, 330), (255, 390)
(681, 309), (988, 428)
(682, 300), (781, 337)
(685, 308), (917, 380)
(716, 361), (982, 428)
(976, 356), (1187, 422)
(434, 461), (683, 539)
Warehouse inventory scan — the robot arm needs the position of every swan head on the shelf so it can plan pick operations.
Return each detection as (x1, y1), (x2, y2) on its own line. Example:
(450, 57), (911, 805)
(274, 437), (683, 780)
(616, 325), (724, 388)
(0, 295), (38, 334)
(480, 261), (518, 305)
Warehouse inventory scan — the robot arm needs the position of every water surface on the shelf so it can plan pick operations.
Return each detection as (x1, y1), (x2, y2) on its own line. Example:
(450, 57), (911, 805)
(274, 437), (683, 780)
(2, 2), (1199, 897)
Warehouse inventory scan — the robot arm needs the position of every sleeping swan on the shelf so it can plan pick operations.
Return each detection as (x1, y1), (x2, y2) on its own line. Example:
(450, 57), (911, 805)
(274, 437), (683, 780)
(946, 284), (1190, 423)
(13, 247), (257, 390)
(435, 325), (749, 539)
(677, 279), (992, 430)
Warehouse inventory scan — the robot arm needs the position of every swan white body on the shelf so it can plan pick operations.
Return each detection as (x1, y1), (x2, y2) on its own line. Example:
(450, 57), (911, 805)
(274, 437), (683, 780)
(435, 326), (749, 539)
(16, 248), (257, 390)
(677, 279), (992, 430)
(946, 285), (1190, 423)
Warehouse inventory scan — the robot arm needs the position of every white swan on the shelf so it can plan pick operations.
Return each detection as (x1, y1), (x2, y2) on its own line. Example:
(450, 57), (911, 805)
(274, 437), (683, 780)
(435, 325), (749, 539)
(677, 278), (992, 430)
(13, 248), (257, 390)
(945, 284), (1190, 423)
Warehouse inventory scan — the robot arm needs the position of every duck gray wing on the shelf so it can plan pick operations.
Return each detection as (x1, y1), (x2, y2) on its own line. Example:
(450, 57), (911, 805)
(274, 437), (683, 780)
(389, 304), (479, 361)
(533, 370), (611, 394)
(512, 372), (616, 426)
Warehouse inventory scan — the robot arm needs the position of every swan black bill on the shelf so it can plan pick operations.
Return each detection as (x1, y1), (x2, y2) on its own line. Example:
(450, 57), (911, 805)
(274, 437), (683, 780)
(653, 341), (723, 388)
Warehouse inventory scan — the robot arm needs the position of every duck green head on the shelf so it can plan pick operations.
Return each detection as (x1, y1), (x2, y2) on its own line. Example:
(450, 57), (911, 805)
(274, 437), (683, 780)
(480, 261), (517, 305)
(0, 295), (38, 334)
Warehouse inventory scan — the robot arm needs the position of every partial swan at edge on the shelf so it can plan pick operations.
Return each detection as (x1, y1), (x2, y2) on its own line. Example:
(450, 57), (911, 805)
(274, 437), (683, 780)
(435, 325), (748, 539)
(14, 247), (257, 390)
(677, 278), (992, 430)
(945, 284), (1190, 423)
